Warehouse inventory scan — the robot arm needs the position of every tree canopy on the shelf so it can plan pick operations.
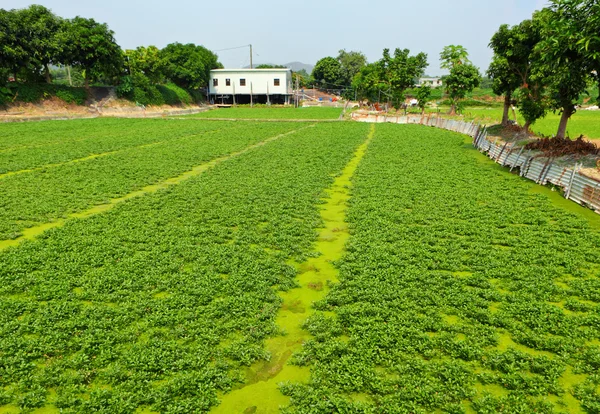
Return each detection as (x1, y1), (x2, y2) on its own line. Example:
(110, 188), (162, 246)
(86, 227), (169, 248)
(161, 43), (220, 89)
(440, 45), (480, 114)
(58, 17), (123, 88)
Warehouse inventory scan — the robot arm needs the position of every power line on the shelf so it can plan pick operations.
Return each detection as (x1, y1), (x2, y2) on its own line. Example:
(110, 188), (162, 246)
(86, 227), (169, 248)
(214, 44), (251, 52)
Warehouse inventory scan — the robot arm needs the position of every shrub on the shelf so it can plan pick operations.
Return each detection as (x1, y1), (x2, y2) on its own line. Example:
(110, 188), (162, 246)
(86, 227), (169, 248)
(4, 83), (88, 105)
(157, 83), (192, 105)
(55, 87), (87, 105)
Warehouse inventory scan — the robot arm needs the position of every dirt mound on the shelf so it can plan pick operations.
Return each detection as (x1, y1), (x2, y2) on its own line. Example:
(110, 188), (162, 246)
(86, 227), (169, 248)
(525, 136), (599, 157)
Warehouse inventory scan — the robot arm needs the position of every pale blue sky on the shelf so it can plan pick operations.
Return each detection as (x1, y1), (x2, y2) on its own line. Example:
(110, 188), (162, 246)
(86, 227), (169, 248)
(6, 0), (547, 75)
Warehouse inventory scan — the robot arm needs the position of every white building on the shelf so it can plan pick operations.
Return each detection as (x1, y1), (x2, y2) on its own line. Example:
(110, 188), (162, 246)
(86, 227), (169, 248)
(209, 68), (293, 105)
(417, 77), (443, 87)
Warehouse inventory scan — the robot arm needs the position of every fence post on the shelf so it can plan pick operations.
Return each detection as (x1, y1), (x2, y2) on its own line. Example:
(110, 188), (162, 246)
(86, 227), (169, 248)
(564, 163), (580, 200)
(510, 146), (525, 172)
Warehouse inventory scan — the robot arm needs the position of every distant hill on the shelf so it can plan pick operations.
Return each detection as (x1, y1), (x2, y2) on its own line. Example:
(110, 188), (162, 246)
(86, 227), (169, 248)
(243, 61), (314, 73)
(285, 62), (314, 73)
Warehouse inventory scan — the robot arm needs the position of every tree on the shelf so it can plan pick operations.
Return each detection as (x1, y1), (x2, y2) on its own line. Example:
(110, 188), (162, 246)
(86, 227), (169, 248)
(124, 46), (164, 84)
(18, 5), (62, 83)
(292, 69), (311, 88)
(160, 43), (220, 89)
(0, 8), (27, 82)
(58, 17), (123, 88)
(255, 64), (286, 69)
(415, 85), (432, 115)
(440, 45), (470, 70)
(312, 57), (342, 89)
(536, 2), (594, 138)
(488, 24), (525, 126)
(353, 48), (427, 107)
(337, 49), (367, 85)
(440, 46), (480, 114)
(352, 63), (381, 102)
(443, 64), (480, 114)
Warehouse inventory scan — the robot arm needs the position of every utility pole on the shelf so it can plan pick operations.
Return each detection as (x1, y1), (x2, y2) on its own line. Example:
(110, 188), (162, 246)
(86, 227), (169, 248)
(296, 74), (300, 108)
(66, 65), (72, 86)
(249, 44), (253, 69)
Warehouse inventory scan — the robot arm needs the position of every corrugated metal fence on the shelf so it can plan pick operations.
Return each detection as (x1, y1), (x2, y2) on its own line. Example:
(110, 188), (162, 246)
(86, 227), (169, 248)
(351, 112), (600, 214)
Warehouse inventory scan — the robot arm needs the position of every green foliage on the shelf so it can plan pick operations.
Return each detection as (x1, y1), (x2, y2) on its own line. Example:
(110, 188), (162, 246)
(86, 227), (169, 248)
(549, 0), (600, 106)
(536, 1), (597, 137)
(353, 48), (428, 104)
(0, 120), (368, 411)
(17, 5), (63, 82)
(156, 83), (193, 106)
(0, 8), (31, 80)
(124, 46), (164, 84)
(443, 61), (481, 113)
(255, 64), (287, 69)
(312, 57), (343, 89)
(160, 43), (220, 89)
(337, 49), (367, 86)
(58, 16), (123, 87)
(4, 83), (87, 105)
(415, 85), (432, 112)
(440, 45), (471, 70)
(190, 107), (343, 120)
(283, 123), (600, 413)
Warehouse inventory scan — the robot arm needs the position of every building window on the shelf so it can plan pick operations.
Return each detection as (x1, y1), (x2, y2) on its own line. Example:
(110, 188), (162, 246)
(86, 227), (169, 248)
(274, 78), (280, 86)
(213, 78), (218, 87)
(226, 78), (231, 86)
(240, 78), (246, 86)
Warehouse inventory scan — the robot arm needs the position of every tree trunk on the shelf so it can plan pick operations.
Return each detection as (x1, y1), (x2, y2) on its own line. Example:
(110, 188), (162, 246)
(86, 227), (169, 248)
(502, 93), (511, 126)
(84, 76), (90, 90)
(556, 107), (573, 139)
(523, 120), (531, 135)
(449, 102), (457, 115)
(44, 65), (51, 83)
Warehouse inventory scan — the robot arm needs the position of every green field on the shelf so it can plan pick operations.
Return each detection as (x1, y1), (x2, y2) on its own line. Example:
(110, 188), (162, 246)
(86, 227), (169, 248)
(0, 113), (599, 413)
(188, 106), (344, 120)
(454, 108), (600, 140)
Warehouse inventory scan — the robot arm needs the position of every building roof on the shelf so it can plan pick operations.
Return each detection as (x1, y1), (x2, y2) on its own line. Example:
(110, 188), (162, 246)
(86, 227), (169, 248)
(210, 68), (291, 73)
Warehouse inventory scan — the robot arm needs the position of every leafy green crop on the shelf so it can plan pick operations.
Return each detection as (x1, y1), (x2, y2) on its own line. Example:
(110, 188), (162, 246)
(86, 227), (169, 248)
(282, 124), (600, 413)
(187, 107), (344, 120)
(0, 120), (303, 240)
(0, 121), (369, 412)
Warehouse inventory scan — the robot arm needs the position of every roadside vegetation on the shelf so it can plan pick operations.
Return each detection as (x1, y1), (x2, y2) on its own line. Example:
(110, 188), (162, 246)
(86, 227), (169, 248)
(0, 5), (219, 107)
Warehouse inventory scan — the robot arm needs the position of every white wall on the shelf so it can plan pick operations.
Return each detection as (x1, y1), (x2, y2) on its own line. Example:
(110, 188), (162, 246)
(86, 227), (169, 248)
(209, 69), (292, 95)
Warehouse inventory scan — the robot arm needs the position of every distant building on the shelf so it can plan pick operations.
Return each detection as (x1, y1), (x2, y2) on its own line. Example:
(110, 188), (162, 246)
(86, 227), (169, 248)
(417, 77), (443, 87)
(208, 68), (293, 105)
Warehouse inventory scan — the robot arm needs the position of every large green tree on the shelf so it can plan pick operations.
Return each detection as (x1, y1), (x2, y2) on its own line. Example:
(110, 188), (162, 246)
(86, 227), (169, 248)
(440, 45), (470, 70)
(125, 46), (164, 85)
(488, 18), (545, 130)
(488, 25), (524, 126)
(353, 48), (427, 107)
(312, 57), (343, 89)
(440, 45), (480, 114)
(0, 8), (27, 82)
(18, 5), (62, 83)
(536, 2), (595, 138)
(160, 43), (220, 89)
(337, 49), (367, 85)
(58, 17), (123, 88)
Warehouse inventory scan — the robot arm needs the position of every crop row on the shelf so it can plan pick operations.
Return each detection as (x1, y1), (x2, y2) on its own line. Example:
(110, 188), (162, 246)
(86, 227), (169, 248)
(188, 107), (344, 120)
(0, 122), (370, 412)
(0, 121), (303, 241)
(282, 124), (600, 413)
(0, 119), (230, 174)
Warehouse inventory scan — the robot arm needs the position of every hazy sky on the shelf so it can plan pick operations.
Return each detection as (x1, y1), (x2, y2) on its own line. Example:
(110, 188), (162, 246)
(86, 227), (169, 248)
(8, 0), (548, 75)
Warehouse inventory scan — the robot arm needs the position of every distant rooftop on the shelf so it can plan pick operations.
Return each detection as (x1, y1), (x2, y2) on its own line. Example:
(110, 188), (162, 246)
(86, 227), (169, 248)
(211, 68), (291, 72)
